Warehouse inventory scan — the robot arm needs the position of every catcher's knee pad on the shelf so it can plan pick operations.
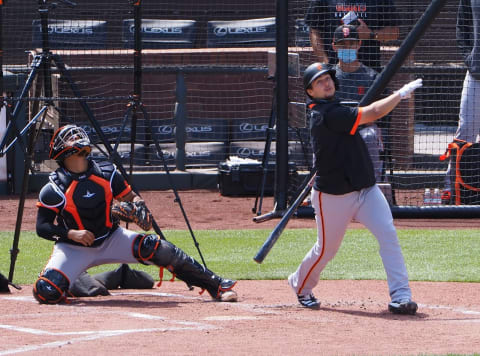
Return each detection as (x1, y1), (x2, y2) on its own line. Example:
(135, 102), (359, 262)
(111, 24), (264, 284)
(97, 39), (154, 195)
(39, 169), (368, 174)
(132, 234), (180, 266)
(33, 268), (70, 304)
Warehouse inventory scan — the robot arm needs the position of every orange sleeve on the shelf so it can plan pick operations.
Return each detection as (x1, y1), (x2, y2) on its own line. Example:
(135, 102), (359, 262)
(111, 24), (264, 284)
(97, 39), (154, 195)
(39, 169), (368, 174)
(349, 107), (363, 135)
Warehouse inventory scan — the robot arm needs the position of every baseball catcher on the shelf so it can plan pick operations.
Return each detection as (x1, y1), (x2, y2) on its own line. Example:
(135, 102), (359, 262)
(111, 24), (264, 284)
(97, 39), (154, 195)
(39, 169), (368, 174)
(33, 124), (237, 304)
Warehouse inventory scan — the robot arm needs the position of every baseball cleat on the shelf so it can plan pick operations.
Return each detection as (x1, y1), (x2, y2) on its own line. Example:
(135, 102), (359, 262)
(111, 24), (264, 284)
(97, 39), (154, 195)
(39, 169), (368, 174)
(388, 300), (418, 315)
(219, 279), (237, 291)
(297, 293), (321, 309)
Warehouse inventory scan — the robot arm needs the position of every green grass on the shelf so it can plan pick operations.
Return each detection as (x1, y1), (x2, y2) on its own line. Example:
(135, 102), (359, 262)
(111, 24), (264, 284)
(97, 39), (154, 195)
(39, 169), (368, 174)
(1, 228), (480, 284)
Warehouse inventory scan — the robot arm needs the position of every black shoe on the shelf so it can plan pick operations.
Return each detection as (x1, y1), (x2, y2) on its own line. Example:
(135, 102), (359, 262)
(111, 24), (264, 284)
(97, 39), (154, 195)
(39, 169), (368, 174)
(388, 300), (418, 315)
(219, 279), (237, 291)
(297, 293), (320, 309)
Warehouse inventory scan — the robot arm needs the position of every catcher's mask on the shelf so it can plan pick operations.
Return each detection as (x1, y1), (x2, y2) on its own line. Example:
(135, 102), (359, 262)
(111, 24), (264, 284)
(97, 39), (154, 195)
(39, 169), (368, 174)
(49, 125), (92, 163)
(303, 62), (339, 95)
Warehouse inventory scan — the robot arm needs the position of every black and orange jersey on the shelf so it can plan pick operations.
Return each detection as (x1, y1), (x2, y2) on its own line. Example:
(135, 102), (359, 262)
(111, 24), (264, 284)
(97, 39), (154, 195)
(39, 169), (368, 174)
(37, 159), (132, 246)
(309, 98), (375, 195)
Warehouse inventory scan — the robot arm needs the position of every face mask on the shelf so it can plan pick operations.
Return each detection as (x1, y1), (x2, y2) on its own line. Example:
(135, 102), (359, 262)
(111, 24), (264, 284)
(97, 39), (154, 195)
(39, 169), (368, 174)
(337, 48), (357, 63)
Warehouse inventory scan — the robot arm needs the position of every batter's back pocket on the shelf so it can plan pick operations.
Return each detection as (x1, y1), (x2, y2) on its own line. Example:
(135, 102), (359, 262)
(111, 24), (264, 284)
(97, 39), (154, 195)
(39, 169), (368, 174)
(441, 139), (480, 205)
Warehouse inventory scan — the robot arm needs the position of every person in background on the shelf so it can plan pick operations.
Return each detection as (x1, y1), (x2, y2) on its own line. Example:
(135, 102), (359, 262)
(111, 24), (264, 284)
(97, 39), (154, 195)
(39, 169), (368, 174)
(443, 0), (480, 203)
(305, 0), (400, 73)
(332, 24), (386, 182)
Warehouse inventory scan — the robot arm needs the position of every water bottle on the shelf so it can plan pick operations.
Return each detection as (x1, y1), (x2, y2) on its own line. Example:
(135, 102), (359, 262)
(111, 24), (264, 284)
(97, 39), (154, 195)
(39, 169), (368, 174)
(423, 188), (431, 205)
(432, 188), (441, 205)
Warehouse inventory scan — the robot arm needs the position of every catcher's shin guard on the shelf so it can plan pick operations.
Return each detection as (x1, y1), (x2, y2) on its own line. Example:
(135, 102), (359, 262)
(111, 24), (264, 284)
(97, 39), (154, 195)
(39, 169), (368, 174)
(33, 268), (70, 304)
(132, 234), (236, 299)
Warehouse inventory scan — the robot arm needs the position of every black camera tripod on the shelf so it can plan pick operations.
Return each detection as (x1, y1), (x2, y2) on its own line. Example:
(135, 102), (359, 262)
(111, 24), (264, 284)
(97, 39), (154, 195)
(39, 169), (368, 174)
(0, 0), (188, 282)
(111, 0), (207, 267)
(0, 0), (96, 281)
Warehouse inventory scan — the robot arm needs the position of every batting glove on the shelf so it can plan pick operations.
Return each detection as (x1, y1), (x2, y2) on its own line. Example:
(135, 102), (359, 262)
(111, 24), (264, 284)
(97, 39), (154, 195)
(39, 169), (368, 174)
(397, 78), (423, 99)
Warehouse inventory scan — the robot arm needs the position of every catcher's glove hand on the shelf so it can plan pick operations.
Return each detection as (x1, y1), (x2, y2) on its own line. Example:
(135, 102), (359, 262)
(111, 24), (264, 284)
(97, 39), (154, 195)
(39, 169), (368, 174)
(111, 200), (153, 231)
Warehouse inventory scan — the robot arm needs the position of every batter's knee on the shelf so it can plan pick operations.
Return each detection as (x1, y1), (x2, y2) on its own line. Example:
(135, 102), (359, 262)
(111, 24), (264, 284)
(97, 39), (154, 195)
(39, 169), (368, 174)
(33, 268), (70, 304)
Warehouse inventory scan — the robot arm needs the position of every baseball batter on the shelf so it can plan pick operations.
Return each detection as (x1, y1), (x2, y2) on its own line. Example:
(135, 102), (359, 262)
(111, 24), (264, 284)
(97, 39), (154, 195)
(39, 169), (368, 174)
(33, 125), (237, 304)
(287, 63), (421, 314)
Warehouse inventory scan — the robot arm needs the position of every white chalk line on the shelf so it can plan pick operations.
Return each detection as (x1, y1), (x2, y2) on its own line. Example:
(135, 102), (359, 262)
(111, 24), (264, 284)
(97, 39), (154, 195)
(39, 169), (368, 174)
(0, 323), (217, 356)
(419, 303), (480, 316)
(110, 291), (204, 300)
(0, 292), (218, 355)
(3, 292), (480, 318)
(2, 292), (480, 355)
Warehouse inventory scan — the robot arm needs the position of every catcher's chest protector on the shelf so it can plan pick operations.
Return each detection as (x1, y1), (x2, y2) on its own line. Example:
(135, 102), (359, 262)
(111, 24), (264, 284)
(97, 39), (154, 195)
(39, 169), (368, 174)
(443, 139), (480, 205)
(51, 161), (115, 235)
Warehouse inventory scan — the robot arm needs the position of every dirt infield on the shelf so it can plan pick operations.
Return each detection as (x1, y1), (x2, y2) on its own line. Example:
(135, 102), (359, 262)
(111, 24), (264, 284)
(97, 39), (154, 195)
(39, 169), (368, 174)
(1, 190), (480, 355)
(1, 280), (480, 355)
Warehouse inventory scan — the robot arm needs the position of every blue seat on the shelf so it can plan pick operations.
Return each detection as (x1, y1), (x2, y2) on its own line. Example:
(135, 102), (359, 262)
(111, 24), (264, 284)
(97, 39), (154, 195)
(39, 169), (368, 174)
(207, 17), (276, 48)
(32, 19), (107, 49)
(122, 19), (196, 49)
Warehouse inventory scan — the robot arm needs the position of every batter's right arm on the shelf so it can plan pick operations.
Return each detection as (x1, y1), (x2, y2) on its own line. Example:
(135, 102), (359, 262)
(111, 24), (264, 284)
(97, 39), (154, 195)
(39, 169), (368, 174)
(359, 79), (423, 125)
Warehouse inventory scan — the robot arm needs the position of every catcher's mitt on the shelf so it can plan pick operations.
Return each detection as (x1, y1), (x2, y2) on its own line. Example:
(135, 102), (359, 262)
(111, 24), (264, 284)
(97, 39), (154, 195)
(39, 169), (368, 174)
(111, 201), (153, 231)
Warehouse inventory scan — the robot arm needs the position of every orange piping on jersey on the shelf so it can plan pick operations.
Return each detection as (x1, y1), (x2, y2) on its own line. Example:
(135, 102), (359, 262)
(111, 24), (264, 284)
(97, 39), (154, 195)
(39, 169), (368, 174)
(115, 184), (132, 200)
(88, 174), (114, 228)
(298, 192), (326, 295)
(64, 181), (85, 230)
(308, 103), (316, 109)
(349, 107), (363, 135)
(36, 201), (60, 214)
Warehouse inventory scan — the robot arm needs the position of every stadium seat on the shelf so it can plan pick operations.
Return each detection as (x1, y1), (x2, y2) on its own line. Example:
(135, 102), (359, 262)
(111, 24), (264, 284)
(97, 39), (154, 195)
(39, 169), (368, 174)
(228, 140), (310, 164)
(185, 142), (228, 167)
(122, 19), (196, 49)
(90, 143), (149, 166)
(229, 117), (305, 141)
(32, 19), (107, 49)
(206, 17), (276, 48)
(185, 118), (229, 143)
(294, 19), (310, 47)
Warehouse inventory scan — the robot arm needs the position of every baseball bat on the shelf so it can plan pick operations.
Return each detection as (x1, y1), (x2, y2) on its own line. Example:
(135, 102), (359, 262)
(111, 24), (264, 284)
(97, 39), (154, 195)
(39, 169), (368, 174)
(253, 172), (316, 263)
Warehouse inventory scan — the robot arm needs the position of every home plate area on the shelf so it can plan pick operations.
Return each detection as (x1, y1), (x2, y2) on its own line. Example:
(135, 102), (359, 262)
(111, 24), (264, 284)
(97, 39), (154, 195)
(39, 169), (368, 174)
(1, 280), (480, 355)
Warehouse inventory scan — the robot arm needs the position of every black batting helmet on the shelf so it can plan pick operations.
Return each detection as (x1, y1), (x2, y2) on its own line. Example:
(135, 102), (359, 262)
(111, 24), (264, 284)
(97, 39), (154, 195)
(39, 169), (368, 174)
(49, 125), (91, 162)
(303, 62), (339, 92)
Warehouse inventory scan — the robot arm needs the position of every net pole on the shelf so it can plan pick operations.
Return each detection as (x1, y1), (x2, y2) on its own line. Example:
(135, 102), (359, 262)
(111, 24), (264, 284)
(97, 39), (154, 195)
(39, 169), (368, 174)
(275, 0), (289, 211)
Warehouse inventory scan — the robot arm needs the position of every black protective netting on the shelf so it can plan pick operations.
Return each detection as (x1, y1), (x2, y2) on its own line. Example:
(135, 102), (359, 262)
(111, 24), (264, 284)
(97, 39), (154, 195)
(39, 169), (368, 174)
(1, 0), (479, 207)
